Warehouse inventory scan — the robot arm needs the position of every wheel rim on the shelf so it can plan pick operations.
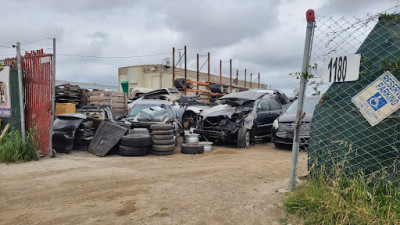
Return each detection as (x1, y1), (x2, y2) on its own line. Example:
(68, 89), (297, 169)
(245, 131), (250, 147)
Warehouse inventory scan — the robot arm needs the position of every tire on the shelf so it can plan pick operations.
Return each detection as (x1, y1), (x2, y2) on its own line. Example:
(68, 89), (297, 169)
(181, 143), (204, 154)
(152, 139), (175, 145)
(152, 130), (173, 135)
(153, 134), (174, 140)
(174, 78), (193, 89)
(121, 134), (152, 147)
(273, 141), (284, 148)
(210, 84), (223, 93)
(237, 126), (250, 148)
(152, 150), (174, 156)
(152, 144), (175, 152)
(130, 128), (149, 135)
(150, 124), (173, 130)
(119, 145), (149, 156)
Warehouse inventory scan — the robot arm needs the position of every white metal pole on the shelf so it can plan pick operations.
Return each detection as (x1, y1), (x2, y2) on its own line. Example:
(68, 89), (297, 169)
(15, 42), (26, 140)
(49, 38), (56, 157)
(288, 10), (316, 191)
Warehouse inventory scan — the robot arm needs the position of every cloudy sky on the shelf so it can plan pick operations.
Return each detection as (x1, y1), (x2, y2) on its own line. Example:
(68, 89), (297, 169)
(0, 0), (398, 94)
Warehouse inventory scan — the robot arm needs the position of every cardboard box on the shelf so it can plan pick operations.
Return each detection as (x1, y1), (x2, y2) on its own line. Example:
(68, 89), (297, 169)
(56, 103), (76, 116)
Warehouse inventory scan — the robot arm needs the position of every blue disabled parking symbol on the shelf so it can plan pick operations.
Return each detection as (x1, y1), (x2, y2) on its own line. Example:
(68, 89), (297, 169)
(367, 92), (388, 111)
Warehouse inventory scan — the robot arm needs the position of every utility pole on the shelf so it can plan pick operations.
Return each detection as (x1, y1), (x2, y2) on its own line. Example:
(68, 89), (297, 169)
(15, 42), (26, 140)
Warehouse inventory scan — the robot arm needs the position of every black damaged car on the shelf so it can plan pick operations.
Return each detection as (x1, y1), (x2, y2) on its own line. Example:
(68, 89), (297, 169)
(271, 95), (321, 150)
(194, 90), (289, 148)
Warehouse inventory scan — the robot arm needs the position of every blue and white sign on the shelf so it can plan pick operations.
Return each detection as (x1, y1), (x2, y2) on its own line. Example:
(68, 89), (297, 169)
(352, 71), (400, 126)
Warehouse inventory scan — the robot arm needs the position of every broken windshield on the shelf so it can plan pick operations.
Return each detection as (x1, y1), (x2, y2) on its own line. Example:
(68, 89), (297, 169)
(129, 104), (173, 118)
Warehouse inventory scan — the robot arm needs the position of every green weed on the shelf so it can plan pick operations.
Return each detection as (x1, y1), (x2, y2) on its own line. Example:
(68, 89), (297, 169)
(284, 166), (400, 224)
(0, 127), (39, 163)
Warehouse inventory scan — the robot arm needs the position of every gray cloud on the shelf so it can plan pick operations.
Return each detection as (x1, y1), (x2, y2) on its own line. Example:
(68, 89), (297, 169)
(0, 0), (399, 95)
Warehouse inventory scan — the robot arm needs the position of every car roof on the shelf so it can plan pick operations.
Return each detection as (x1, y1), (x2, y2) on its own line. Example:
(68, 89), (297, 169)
(220, 90), (272, 101)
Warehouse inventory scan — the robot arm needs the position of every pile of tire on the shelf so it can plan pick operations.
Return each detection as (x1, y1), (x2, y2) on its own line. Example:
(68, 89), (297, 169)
(119, 129), (152, 156)
(181, 133), (204, 154)
(151, 124), (176, 156)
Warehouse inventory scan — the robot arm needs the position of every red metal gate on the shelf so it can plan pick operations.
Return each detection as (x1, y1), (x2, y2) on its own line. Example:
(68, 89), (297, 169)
(5, 50), (53, 156)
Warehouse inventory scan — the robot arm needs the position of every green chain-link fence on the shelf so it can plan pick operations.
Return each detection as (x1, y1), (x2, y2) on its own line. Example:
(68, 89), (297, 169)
(306, 6), (400, 181)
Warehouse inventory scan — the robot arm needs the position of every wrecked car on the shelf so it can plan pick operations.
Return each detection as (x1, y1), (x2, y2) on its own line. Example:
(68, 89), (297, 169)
(194, 90), (287, 148)
(123, 99), (180, 135)
(135, 88), (213, 126)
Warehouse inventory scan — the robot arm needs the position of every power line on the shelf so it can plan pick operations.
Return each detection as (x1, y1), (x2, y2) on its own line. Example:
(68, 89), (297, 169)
(57, 51), (171, 59)
(20, 38), (52, 45)
(0, 44), (13, 49)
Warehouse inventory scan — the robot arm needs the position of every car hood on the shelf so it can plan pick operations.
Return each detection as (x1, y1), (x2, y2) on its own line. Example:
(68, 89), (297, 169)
(278, 113), (314, 123)
(199, 104), (237, 118)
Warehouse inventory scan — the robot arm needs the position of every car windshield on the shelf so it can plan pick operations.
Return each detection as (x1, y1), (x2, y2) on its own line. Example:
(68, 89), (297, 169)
(286, 97), (320, 114)
(129, 104), (174, 118)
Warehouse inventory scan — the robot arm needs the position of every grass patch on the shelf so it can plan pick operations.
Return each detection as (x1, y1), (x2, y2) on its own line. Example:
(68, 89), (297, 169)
(0, 127), (39, 163)
(284, 166), (400, 224)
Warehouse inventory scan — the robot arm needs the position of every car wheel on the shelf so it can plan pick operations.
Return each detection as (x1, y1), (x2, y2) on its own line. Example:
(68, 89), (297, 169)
(152, 150), (174, 156)
(237, 126), (250, 148)
(152, 130), (174, 135)
(121, 134), (152, 147)
(152, 139), (175, 145)
(150, 124), (173, 130)
(181, 143), (204, 154)
(273, 141), (285, 148)
(152, 144), (175, 152)
(153, 134), (174, 140)
(119, 145), (149, 156)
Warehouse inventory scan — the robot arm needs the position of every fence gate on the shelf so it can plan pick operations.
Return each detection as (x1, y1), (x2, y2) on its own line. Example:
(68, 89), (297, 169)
(5, 49), (53, 156)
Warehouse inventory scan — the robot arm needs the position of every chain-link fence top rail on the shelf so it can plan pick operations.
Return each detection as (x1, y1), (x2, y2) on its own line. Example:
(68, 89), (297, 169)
(308, 6), (400, 181)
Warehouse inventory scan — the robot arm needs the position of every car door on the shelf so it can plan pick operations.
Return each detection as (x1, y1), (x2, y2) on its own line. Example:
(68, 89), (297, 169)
(255, 96), (282, 136)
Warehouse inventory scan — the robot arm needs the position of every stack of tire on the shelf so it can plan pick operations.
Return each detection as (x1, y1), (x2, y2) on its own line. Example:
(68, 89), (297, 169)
(181, 133), (204, 154)
(151, 124), (176, 156)
(119, 129), (152, 156)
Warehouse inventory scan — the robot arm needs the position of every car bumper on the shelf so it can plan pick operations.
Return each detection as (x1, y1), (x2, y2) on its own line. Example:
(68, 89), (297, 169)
(271, 127), (311, 146)
(194, 129), (226, 140)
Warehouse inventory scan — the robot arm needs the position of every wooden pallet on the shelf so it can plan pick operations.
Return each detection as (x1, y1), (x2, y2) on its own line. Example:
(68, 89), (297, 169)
(87, 90), (127, 116)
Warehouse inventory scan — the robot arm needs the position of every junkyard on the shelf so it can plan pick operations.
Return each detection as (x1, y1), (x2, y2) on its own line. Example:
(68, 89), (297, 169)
(0, 143), (307, 225)
(1, 2), (400, 225)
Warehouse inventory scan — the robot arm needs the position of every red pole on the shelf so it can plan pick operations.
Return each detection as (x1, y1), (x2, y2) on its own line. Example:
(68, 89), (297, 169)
(236, 69), (239, 92)
(184, 45), (187, 95)
(172, 47), (175, 87)
(250, 73), (252, 89)
(229, 59), (232, 93)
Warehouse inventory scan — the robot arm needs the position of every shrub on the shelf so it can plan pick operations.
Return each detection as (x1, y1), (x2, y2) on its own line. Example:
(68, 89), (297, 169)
(0, 127), (39, 163)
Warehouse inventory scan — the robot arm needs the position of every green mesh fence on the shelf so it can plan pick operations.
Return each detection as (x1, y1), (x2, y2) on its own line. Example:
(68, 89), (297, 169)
(307, 7), (400, 180)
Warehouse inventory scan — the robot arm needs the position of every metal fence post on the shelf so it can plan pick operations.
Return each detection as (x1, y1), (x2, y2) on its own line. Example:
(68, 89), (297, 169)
(288, 9), (316, 191)
(49, 38), (56, 157)
(15, 42), (26, 140)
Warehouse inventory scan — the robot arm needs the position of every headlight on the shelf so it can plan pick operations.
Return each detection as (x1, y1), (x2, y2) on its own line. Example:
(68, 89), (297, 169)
(273, 119), (279, 129)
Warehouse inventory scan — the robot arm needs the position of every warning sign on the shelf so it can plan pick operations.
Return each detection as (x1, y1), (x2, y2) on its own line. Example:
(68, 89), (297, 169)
(352, 71), (400, 126)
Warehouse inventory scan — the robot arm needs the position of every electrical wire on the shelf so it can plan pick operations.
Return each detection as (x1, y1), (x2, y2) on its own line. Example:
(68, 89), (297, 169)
(57, 51), (171, 59)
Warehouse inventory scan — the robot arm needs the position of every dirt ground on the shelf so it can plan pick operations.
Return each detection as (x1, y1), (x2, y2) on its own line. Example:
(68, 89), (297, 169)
(0, 142), (307, 225)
